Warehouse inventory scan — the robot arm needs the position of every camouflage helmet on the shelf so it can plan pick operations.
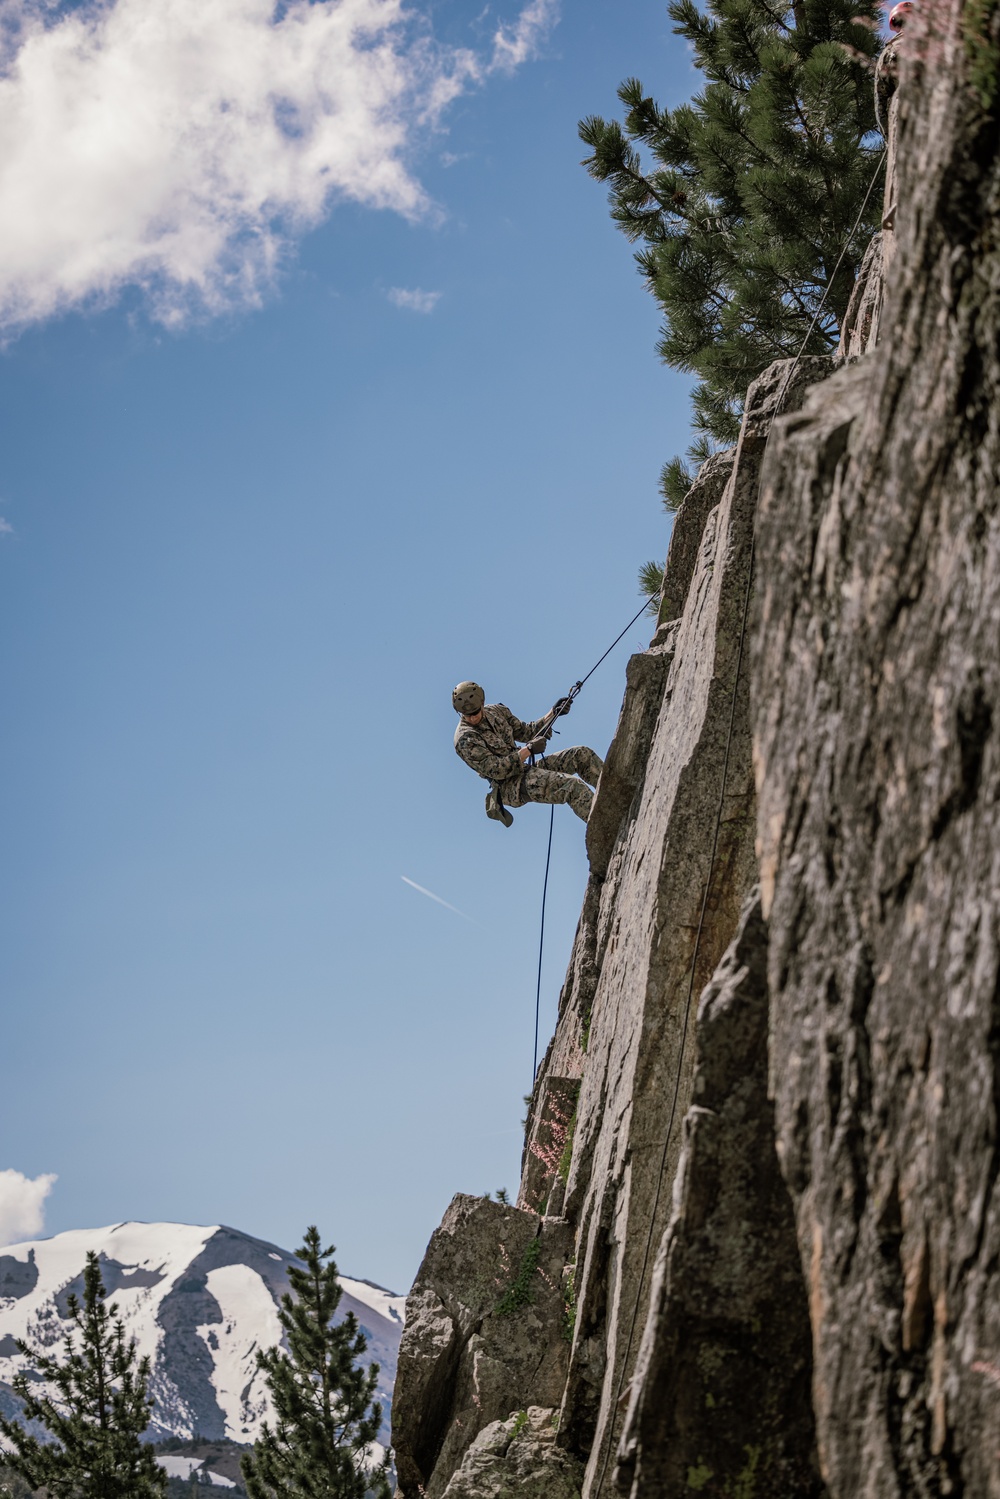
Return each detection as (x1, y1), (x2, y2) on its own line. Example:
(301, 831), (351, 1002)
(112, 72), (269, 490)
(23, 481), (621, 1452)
(453, 680), (485, 715)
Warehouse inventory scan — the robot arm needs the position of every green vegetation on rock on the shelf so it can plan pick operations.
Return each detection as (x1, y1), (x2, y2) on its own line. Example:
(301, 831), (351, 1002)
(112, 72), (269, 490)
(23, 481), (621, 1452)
(510, 1411), (529, 1440)
(733, 1443), (762, 1497)
(495, 1238), (542, 1317)
(686, 1462), (714, 1490)
(562, 1263), (577, 1344)
(557, 1111), (577, 1183)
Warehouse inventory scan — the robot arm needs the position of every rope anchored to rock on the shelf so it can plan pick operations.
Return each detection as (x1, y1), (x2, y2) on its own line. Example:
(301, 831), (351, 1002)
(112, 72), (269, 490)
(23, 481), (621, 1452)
(530, 594), (654, 1085)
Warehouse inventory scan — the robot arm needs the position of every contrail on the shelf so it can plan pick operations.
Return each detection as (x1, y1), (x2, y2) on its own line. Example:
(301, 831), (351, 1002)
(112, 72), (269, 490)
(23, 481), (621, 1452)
(401, 876), (480, 925)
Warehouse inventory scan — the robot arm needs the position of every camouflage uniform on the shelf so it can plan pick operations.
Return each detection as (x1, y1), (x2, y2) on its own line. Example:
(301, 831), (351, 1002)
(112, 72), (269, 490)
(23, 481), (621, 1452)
(454, 703), (604, 823)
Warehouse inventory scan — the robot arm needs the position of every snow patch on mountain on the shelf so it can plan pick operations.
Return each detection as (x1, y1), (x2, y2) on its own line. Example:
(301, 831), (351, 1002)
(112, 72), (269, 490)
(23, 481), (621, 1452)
(339, 1277), (406, 1327)
(198, 1265), (282, 1440)
(156, 1453), (235, 1487)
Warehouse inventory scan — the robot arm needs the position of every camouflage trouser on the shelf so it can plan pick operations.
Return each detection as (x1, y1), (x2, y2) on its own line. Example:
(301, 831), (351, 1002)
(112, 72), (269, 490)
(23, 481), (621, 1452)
(512, 745), (604, 822)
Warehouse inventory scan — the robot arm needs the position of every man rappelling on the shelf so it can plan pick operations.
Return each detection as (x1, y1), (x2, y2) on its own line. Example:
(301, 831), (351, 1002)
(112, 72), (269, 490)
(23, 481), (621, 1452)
(452, 681), (604, 827)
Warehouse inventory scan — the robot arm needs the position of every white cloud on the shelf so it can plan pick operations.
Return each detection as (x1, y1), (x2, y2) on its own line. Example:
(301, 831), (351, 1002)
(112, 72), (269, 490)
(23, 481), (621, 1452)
(0, 518), (11, 534)
(0, 0), (559, 335)
(0, 1168), (57, 1244)
(489, 0), (559, 73)
(387, 285), (440, 312)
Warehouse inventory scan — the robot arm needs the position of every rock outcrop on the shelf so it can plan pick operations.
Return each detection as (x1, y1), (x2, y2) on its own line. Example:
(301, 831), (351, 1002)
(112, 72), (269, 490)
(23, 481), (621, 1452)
(393, 1197), (572, 1499)
(440, 1408), (584, 1499)
(394, 4), (1000, 1494)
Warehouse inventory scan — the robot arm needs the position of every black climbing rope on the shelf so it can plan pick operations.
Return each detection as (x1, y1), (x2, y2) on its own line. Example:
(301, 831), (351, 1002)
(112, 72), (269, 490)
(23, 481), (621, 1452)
(572, 596), (655, 696)
(528, 594), (654, 1091)
(590, 150), (889, 1497)
(533, 805), (555, 1083)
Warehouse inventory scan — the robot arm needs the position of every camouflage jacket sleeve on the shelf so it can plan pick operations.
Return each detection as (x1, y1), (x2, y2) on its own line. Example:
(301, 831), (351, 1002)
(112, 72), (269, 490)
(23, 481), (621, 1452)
(454, 724), (522, 783)
(505, 708), (550, 743)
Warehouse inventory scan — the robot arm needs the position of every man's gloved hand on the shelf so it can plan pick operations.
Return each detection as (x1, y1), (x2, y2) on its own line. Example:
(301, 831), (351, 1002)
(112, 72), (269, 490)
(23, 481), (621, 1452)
(527, 736), (549, 755)
(551, 696), (572, 717)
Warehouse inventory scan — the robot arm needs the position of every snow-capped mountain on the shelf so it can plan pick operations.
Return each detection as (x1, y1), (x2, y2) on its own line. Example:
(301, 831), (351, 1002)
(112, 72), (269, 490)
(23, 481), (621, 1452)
(0, 1222), (405, 1446)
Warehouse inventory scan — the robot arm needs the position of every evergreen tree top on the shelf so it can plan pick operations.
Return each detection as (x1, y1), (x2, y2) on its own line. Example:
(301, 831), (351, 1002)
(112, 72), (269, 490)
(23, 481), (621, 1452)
(241, 1227), (390, 1499)
(0, 1250), (166, 1499)
(581, 0), (886, 456)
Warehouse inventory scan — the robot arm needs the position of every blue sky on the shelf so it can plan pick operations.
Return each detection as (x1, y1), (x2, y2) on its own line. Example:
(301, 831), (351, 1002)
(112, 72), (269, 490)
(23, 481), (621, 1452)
(0, 0), (697, 1293)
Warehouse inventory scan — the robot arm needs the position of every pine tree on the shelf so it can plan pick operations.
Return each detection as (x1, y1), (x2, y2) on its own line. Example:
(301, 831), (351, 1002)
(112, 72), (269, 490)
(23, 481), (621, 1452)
(0, 1462), (33, 1498)
(638, 558), (668, 613)
(580, 0), (885, 500)
(241, 1228), (391, 1499)
(0, 1250), (166, 1498)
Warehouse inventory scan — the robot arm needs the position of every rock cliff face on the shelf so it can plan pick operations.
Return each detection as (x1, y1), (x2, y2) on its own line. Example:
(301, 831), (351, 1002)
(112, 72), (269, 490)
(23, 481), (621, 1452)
(753, 7), (1000, 1491)
(394, 4), (1000, 1494)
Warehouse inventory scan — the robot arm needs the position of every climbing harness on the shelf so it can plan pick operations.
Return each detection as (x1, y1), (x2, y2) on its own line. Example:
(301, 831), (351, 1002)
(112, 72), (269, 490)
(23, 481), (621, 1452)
(530, 594), (654, 1083)
(590, 153), (889, 1497)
